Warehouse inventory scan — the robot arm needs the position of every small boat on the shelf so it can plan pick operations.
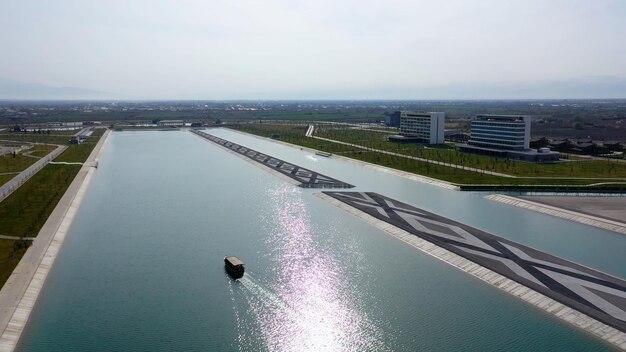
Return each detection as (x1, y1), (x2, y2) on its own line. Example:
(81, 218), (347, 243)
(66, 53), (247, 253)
(224, 256), (245, 279)
(315, 151), (332, 157)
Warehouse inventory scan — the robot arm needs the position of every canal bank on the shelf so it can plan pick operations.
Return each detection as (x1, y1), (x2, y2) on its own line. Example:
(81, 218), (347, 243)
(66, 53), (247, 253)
(0, 129), (110, 352)
(13, 130), (624, 351)
(190, 130), (354, 188)
(222, 127), (459, 190)
(318, 192), (626, 350)
(486, 194), (626, 236)
(225, 127), (626, 235)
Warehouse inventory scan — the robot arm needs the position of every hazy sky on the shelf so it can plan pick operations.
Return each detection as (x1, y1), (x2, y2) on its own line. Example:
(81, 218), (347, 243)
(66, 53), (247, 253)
(1, 0), (626, 99)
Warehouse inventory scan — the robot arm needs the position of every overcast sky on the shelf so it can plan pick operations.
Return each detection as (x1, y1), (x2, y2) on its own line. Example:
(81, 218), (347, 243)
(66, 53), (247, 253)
(1, 0), (625, 99)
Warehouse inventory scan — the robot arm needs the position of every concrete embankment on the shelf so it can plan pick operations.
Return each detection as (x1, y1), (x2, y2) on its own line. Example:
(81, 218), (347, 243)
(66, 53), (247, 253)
(191, 129), (354, 188)
(0, 129), (111, 352)
(223, 127), (459, 190)
(318, 191), (626, 350)
(485, 194), (626, 236)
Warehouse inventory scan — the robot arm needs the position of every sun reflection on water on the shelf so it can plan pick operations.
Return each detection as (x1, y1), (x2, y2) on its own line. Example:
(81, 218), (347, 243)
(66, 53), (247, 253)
(238, 185), (390, 352)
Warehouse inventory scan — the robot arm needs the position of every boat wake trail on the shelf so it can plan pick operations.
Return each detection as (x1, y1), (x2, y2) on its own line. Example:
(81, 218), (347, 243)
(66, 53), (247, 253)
(230, 274), (302, 351)
(237, 275), (296, 318)
(233, 274), (393, 352)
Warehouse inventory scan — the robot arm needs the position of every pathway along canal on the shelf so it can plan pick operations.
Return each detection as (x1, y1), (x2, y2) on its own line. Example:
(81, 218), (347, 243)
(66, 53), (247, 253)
(16, 130), (626, 351)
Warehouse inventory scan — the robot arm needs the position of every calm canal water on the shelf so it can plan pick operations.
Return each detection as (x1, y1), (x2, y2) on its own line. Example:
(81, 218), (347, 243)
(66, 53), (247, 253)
(17, 129), (625, 351)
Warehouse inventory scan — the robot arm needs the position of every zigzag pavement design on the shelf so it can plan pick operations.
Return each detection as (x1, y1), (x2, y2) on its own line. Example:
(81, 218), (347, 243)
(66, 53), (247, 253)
(192, 130), (354, 188)
(323, 191), (626, 333)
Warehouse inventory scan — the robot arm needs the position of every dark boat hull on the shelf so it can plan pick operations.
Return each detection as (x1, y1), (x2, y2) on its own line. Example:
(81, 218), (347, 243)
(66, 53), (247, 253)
(225, 267), (244, 279)
(224, 256), (245, 279)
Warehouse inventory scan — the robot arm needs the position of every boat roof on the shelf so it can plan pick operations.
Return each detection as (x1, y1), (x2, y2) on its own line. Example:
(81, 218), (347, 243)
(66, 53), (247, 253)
(225, 256), (244, 266)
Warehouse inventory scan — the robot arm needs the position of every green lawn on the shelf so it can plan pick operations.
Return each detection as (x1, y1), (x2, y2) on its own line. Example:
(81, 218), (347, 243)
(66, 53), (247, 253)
(28, 149), (56, 158)
(229, 123), (626, 187)
(0, 133), (71, 144)
(0, 164), (81, 238)
(24, 144), (58, 157)
(0, 153), (38, 174)
(46, 129), (83, 135)
(0, 142), (70, 189)
(54, 129), (104, 163)
(0, 129), (105, 289)
(313, 126), (626, 178)
(0, 174), (15, 185)
(0, 239), (30, 290)
(0, 144), (60, 186)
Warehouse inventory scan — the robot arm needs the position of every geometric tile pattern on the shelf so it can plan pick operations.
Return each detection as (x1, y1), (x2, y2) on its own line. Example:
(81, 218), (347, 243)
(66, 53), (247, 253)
(193, 130), (354, 188)
(323, 191), (626, 333)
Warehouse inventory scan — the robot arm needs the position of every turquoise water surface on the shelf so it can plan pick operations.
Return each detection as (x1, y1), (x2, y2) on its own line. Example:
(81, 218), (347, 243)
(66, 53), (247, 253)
(16, 130), (623, 351)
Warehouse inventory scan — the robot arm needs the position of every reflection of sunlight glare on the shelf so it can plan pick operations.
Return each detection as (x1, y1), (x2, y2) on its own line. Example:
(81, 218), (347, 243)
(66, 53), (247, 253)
(245, 185), (389, 352)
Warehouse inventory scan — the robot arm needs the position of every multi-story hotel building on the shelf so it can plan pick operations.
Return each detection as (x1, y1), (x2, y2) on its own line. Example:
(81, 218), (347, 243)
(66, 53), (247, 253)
(398, 111), (445, 144)
(467, 115), (530, 150)
(460, 114), (559, 162)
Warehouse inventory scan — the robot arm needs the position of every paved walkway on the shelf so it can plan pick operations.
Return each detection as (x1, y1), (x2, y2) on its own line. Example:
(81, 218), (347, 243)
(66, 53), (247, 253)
(0, 145), (67, 204)
(226, 127), (459, 190)
(485, 194), (626, 235)
(321, 191), (626, 350)
(306, 125), (626, 182)
(0, 129), (110, 352)
(48, 161), (83, 165)
(519, 195), (626, 223)
(306, 125), (515, 177)
(74, 127), (92, 136)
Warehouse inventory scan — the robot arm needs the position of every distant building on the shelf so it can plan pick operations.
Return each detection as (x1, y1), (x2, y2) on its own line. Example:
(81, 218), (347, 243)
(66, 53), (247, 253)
(389, 111), (445, 144)
(546, 139), (622, 155)
(468, 114), (530, 150)
(445, 131), (470, 143)
(459, 114), (560, 162)
(384, 111), (401, 127)
(158, 120), (185, 127)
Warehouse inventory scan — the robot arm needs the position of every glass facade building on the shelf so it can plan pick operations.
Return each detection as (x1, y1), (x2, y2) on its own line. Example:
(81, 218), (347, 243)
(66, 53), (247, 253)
(468, 115), (530, 150)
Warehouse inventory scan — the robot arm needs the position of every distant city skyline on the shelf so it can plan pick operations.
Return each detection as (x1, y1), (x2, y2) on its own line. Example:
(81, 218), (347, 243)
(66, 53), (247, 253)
(1, 0), (625, 99)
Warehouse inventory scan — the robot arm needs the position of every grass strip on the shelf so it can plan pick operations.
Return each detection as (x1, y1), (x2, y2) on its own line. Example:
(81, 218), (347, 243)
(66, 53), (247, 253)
(228, 123), (626, 187)
(0, 153), (38, 174)
(0, 129), (104, 288)
(0, 164), (81, 238)
(0, 134), (71, 144)
(0, 239), (31, 289)
(313, 125), (626, 178)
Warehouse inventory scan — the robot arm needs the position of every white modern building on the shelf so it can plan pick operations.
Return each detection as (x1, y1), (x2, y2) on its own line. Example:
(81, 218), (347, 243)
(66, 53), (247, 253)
(467, 114), (530, 150)
(460, 114), (559, 162)
(158, 120), (185, 127)
(397, 111), (445, 144)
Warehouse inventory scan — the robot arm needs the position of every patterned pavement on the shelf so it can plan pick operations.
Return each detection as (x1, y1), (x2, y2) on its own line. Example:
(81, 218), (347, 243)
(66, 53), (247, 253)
(192, 130), (354, 188)
(323, 191), (626, 333)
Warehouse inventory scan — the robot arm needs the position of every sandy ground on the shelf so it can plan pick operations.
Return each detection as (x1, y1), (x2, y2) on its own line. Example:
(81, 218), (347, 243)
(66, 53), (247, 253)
(519, 196), (626, 223)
